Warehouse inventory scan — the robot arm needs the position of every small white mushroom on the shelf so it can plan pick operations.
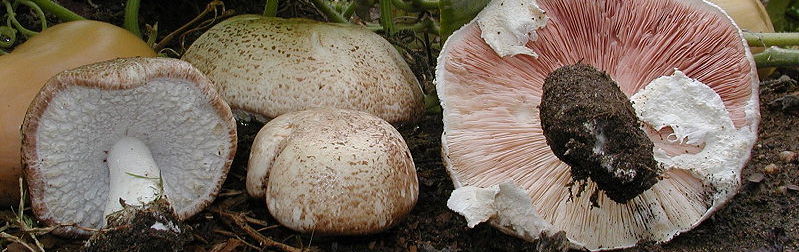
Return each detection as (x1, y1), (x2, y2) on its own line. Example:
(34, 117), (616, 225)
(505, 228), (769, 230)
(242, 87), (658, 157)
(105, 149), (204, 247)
(182, 15), (425, 125)
(247, 108), (418, 235)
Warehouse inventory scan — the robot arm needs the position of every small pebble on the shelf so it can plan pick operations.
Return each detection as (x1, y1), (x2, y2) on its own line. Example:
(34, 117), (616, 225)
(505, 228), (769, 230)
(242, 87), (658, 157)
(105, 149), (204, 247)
(764, 163), (781, 174)
(779, 151), (797, 163)
(747, 173), (765, 183)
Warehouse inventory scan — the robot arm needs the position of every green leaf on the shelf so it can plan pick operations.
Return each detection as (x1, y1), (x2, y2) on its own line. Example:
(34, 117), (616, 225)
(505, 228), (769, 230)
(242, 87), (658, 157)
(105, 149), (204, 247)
(767, 0), (799, 32)
(439, 0), (489, 41)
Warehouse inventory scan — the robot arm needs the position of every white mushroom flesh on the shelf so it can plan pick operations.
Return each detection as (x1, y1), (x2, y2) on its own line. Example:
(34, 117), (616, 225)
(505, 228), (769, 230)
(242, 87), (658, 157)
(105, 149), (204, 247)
(104, 136), (162, 221)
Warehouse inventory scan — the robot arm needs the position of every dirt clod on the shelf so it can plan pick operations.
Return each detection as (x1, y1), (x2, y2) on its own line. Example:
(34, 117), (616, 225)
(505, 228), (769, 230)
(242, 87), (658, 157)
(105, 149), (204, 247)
(82, 199), (191, 252)
(539, 63), (659, 203)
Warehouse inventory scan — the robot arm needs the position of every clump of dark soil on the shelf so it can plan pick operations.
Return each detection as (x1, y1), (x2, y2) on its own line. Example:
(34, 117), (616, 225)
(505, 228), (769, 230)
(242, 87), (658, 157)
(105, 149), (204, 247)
(82, 199), (190, 252)
(539, 63), (659, 203)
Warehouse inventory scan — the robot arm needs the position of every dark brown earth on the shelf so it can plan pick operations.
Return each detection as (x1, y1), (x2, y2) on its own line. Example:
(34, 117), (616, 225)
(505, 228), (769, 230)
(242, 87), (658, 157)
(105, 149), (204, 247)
(539, 64), (660, 204)
(1, 1), (798, 251)
(82, 199), (191, 252)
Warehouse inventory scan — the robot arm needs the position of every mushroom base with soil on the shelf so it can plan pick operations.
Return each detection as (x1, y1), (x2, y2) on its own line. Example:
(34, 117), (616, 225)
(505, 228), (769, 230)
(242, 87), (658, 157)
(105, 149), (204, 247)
(83, 198), (190, 252)
(539, 64), (661, 204)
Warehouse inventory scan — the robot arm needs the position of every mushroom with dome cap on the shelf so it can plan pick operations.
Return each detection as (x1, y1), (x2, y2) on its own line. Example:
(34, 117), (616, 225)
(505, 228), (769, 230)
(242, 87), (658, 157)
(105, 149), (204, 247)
(247, 108), (418, 235)
(181, 15), (425, 125)
(21, 57), (237, 238)
(437, 0), (759, 250)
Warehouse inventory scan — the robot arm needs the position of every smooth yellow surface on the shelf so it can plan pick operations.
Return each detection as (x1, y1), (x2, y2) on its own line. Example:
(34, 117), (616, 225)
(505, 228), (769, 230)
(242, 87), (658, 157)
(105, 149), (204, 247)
(0, 20), (156, 206)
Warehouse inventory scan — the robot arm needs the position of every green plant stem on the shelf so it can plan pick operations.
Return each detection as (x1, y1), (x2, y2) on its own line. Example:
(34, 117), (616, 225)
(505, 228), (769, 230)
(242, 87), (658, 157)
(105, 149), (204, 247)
(263, 0), (278, 17)
(18, 0), (47, 30)
(28, 0), (85, 21)
(309, 0), (347, 23)
(0, 25), (16, 48)
(411, 0), (438, 9)
(145, 23), (157, 47)
(3, 0), (37, 37)
(391, 0), (413, 10)
(366, 18), (438, 34)
(379, 0), (394, 35)
(342, 1), (356, 19)
(744, 32), (799, 47)
(753, 47), (799, 68)
(392, 0), (437, 10)
(123, 0), (141, 37)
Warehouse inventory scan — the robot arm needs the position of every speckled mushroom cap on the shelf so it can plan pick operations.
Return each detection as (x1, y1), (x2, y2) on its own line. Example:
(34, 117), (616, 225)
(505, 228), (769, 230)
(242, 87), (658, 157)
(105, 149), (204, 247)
(247, 108), (418, 235)
(21, 57), (237, 237)
(437, 0), (758, 250)
(181, 15), (425, 125)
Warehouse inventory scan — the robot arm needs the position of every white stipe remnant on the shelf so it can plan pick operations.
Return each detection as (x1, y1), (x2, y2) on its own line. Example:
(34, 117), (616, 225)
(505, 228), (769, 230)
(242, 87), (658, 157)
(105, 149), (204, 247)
(104, 137), (162, 222)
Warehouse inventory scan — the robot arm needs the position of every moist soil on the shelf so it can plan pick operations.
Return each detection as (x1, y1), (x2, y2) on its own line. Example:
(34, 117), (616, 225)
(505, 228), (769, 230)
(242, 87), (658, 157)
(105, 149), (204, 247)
(539, 64), (659, 204)
(82, 199), (191, 252)
(1, 1), (799, 251)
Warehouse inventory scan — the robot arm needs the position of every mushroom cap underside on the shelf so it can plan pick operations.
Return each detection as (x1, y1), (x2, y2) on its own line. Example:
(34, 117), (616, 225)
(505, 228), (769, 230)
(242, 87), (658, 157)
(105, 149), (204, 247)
(436, 0), (758, 250)
(21, 57), (237, 237)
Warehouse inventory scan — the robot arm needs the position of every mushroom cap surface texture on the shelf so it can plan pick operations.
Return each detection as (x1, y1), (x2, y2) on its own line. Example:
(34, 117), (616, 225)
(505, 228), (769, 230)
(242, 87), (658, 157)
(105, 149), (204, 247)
(21, 57), (237, 237)
(0, 20), (156, 206)
(436, 0), (758, 250)
(247, 108), (418, 235)
(181, 15), (425, 125)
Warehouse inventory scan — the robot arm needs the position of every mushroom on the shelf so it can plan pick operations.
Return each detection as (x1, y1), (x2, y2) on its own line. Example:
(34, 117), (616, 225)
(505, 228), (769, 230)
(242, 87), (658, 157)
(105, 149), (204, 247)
(0, 20), (156, 206)
(21, 57), (237, 237)
(247, 108), (418, 235)
(437, 0), (758, 250)
(181, 15), (425, 125)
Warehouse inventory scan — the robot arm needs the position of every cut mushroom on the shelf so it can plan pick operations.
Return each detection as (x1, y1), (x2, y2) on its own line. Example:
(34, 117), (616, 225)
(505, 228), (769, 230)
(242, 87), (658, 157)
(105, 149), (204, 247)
(437, 0), (758, 250)
(247, 108), (418, 235)
(181, 15), (425, 125)
(21, 57), (237, 237)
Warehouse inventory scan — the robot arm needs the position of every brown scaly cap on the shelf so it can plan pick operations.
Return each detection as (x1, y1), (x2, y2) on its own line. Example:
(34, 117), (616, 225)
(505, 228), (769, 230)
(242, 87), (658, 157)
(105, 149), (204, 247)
(182, 15), (425, 125)
(21, 57), (237, 237)
(247, 108), (419, 235)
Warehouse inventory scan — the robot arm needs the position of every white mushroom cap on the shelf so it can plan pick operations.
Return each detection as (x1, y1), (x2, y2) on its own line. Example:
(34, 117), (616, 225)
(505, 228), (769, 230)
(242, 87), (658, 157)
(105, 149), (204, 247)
(181, 15), (425, 125)
(437, 0), (758, 250)
(247, 108), (418, 235)
(21, 57), (237, 236)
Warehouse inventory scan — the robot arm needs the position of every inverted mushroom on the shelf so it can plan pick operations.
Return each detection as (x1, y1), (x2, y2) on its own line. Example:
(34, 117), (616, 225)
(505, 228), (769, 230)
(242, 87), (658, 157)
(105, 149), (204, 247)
(437, 0), (758, 250)
(247, 108), (418, 235)
(21, 57), (237, 237)
(181, 15), (425, 125)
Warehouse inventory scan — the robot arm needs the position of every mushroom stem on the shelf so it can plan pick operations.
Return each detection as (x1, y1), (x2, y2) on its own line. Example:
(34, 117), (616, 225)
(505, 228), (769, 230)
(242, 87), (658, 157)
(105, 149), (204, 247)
(104, 137), (162, 221)
(753, 46), (799, 68)
(744, 32), (799, 47)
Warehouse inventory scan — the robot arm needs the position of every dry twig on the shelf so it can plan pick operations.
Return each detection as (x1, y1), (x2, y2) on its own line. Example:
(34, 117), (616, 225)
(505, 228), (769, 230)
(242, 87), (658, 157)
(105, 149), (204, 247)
(213, 209), (301, 252)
